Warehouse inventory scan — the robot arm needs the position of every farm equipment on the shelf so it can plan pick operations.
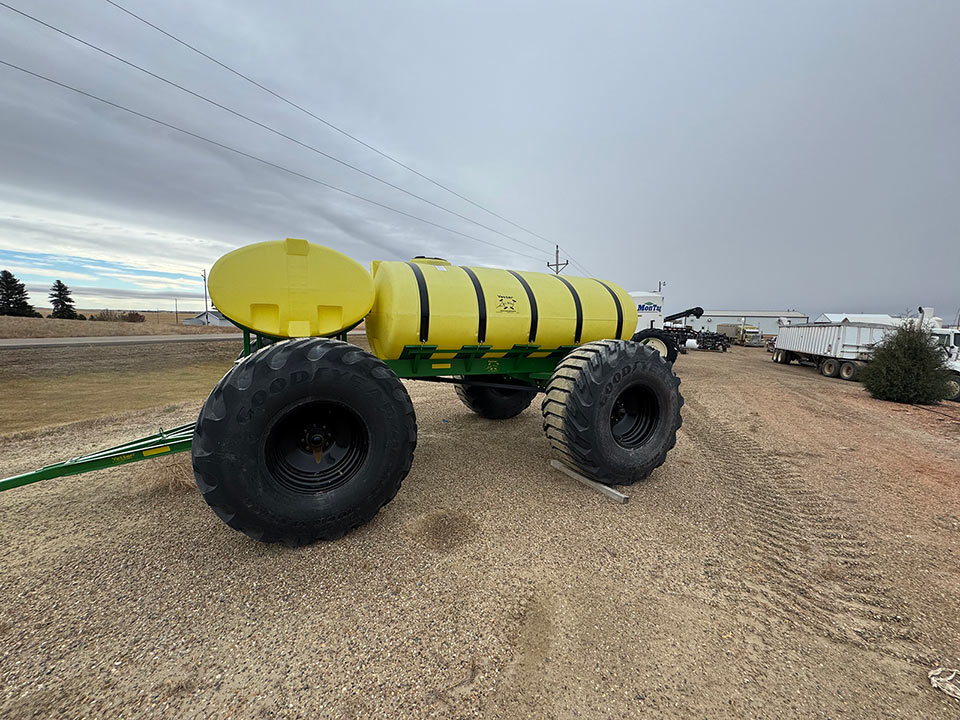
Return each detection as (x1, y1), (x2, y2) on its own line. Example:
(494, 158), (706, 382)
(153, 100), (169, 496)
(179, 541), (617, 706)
(694, 331), (729, 352)
(1, 239), (684, 544)
(629, 294), (704, 363)
(658, 310), (706, 355)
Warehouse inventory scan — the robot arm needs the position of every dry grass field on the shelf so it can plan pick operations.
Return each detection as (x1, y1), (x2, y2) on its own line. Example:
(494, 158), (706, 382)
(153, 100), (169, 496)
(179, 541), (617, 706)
(0, 312), (236, 339)
(1, 343), (959, 718)
(0, 341), (240, 433)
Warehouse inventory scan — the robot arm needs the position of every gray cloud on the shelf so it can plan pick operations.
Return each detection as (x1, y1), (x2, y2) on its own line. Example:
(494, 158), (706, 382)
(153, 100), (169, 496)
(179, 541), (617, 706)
(27, 284), (203, 301)
(1, 0), (958, 321)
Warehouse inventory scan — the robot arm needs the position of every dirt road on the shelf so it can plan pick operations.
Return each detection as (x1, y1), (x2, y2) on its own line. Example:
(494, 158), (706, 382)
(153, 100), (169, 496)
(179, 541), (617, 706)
(1, 346), (958, 718)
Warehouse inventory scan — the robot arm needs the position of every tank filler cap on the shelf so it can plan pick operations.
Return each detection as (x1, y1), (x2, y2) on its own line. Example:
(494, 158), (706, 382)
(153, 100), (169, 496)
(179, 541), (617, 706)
(410, 256), (451, 266)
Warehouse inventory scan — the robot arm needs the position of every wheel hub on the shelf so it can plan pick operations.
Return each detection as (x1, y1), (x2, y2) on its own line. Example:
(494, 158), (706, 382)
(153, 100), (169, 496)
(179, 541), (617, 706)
(267, 402), (368, 494)
(610, 384), (661, 449)
(641, 338), (668, 357)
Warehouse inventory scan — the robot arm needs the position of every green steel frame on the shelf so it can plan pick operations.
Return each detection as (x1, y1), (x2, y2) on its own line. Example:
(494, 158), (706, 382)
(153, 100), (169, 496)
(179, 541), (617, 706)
(0, 423), (194, 492)
(1, 330), (577, 492)
(242, 329), (575, 384)
(384, 343), (577, 384)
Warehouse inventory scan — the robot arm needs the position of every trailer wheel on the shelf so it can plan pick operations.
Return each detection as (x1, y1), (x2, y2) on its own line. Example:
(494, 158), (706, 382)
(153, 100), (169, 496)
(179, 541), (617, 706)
(192, 338), (417, 545)
(839, 361), (859, 381)
(631, 329), (679, 364)
(820, 358), (841, 378)
(455, 377), (537, 419)
(946, 375), (960, 402)
(541, 340), (683, 485)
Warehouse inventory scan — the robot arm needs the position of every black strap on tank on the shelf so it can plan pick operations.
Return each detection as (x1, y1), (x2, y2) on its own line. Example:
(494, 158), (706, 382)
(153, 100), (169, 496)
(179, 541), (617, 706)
(595, 279), (624, 339)
(507, 270), (538, 343)
(460, 266), (487, 344)
(554, 275), (583, 344)
(405, 262), (430, 342)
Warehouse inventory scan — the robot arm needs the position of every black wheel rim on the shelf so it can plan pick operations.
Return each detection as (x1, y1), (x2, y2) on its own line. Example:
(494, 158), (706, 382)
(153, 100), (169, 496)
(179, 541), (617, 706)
(266, 401), (368, 494)
(610, 384), (662, 449)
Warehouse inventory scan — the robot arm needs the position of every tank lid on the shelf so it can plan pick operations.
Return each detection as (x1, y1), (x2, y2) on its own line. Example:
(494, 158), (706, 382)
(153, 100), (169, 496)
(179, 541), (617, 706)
(410, 256), (451, 266)
(209, 238), (374, 337)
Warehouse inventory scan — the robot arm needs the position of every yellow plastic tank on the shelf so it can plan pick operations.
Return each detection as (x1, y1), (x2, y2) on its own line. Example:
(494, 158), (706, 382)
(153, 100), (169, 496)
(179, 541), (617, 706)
(208, 238), (375, 337)
(365, 257), (634, 359)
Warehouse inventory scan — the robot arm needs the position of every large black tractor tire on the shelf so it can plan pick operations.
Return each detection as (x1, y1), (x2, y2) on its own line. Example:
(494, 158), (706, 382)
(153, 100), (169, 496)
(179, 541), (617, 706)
(192, 338), (417, 545)
(630, 329), (679, 364)
(541, 340), (683, 485)
(455, 377), (538, 419)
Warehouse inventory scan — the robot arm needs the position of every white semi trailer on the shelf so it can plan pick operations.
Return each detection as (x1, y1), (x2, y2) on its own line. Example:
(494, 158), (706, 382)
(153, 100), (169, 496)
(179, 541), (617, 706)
(772, 314), (960, 401)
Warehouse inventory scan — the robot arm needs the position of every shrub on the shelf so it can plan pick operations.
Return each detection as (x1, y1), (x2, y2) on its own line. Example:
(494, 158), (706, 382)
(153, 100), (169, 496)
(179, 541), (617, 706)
(92, 309), (122, 322)
(860, 321), (952, 404)
(123, 312), (145, 323)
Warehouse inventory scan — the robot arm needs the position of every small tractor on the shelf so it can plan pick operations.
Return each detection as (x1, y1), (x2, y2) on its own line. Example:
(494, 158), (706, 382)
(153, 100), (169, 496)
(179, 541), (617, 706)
(1, 239), (684, 544)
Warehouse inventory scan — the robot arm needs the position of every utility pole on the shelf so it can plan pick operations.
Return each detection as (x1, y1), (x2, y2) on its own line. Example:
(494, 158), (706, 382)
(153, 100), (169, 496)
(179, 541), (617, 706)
(201, 269), (209, 324)
(546, 245), (568, 275)
(174, 298), (179, 325)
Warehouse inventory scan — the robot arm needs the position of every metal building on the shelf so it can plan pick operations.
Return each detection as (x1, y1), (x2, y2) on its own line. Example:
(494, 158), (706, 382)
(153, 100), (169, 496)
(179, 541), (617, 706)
(688, 310), (809, 337)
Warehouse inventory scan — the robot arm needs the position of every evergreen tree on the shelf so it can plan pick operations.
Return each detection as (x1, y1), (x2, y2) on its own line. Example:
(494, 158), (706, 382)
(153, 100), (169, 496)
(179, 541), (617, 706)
(49, 280), (78, 319)
(0, 269), (37, 317)
(860, 321), (951, 404)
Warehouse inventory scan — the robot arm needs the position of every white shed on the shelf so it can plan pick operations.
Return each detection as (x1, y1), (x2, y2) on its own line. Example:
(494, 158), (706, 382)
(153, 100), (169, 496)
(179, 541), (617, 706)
(183, 310), (233, 327)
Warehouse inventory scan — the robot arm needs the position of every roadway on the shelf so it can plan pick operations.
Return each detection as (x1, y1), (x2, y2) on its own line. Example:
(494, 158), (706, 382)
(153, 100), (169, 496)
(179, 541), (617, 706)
(0, 331), (366, 350)
(0, 334), (244, 350)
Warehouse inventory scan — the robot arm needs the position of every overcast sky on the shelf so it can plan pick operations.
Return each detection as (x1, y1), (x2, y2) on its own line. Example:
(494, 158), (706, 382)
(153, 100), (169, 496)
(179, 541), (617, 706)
(0, 0), (957, 320)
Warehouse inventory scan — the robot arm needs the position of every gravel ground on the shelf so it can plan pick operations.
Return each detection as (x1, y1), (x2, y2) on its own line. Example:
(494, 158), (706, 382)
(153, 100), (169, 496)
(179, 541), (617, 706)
(1, 347), (959, 719)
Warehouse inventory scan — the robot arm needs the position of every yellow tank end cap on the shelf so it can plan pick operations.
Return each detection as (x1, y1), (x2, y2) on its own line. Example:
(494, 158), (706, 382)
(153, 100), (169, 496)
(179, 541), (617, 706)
(209, 239), (375, 337)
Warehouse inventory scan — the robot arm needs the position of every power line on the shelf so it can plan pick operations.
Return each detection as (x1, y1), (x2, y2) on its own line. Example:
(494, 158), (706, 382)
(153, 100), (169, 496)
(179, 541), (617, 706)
(101, 0), (594, 276)
(1, 2), (551, 257)
(0, 59), (544, 263)
(102, 0), (563, 250)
